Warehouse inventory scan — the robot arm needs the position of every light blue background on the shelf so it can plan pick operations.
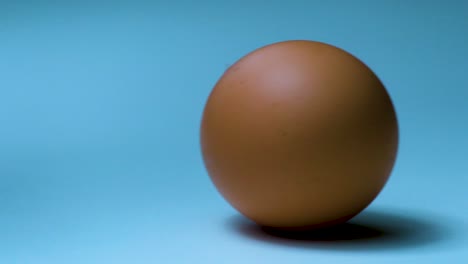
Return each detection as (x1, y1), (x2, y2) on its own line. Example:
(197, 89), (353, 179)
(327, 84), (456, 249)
(1, 1), (467, 263)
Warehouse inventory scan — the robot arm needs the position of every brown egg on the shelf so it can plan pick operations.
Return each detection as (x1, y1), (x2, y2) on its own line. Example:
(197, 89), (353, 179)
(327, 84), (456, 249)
(200, 40), (398, 230)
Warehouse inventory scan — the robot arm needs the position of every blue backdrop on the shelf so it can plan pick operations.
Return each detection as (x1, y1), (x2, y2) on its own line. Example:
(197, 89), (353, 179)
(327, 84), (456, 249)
(1, 1), (467, 263)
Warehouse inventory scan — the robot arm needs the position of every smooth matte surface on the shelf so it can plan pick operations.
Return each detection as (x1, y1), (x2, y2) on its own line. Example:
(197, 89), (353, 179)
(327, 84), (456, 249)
(0, 1), (467, 263)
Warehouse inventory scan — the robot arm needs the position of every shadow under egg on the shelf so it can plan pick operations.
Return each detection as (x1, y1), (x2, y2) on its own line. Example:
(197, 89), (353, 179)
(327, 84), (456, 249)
(226, 208), (455, 251)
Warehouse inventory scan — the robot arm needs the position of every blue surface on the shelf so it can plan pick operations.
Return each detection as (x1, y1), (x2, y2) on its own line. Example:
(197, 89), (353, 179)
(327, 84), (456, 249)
(1, 1), (467, 263)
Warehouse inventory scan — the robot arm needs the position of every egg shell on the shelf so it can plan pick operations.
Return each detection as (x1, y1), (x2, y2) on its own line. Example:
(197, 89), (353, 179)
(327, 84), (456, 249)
(201, 40), (399, 229)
